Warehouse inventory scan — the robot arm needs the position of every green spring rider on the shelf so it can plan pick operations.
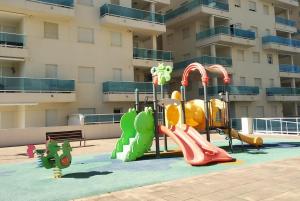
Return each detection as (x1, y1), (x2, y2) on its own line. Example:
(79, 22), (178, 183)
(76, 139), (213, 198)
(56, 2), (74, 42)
(41, 140), (72, 179)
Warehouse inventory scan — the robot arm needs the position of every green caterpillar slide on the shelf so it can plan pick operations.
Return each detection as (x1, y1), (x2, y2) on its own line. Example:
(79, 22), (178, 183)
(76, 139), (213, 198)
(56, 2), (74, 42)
(111, 107), (154, 162)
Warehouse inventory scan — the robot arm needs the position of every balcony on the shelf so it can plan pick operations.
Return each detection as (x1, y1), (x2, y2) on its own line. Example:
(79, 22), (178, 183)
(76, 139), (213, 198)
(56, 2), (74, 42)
(0, 77), (75, 104)
(0, 0), (74, 19)
(100, 4), (166, 34)
(133, 48), (173, 67)
(27, 0), (73, 7)
(196, 26), (256, 47)
(275, 16), (297, 33)
(274, 0), (299, 7)
(279, 64), (300, 78)
(174, 55), (232, 70)
(102, 81), (168, 102)
(0, 32), (28, 60)
(199, 85), (260, 101)
(262, 36), (300, 54)
(164, 0), (229, 27)
(266, 87), (300, 101)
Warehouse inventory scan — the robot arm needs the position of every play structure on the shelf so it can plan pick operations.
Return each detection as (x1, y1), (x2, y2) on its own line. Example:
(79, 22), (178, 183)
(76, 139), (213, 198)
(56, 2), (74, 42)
(40, 140), (72, 178)
(111, 62), (263, 166)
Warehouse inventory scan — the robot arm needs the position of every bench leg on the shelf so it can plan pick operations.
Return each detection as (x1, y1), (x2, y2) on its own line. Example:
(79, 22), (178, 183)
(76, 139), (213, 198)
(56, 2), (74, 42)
(80, 140), (82, 147)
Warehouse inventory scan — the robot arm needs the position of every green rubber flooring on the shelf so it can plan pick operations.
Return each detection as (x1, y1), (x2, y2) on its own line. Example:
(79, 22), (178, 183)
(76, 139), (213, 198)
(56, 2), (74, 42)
(1, 138), (300, 201)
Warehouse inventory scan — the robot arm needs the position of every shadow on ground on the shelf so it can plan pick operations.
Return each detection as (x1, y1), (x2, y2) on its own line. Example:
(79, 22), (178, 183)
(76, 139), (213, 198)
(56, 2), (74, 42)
(63, 171), (113, 179)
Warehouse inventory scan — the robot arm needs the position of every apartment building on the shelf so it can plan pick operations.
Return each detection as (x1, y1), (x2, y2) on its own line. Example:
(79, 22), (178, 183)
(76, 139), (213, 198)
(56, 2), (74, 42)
(0, 0), (300, 129)
(0, 0), (171, 129)
(163, 0), (300, 118)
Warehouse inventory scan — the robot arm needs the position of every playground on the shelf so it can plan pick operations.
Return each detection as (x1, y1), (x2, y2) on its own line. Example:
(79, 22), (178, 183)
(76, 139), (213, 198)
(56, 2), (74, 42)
(1, 62), (300, 200)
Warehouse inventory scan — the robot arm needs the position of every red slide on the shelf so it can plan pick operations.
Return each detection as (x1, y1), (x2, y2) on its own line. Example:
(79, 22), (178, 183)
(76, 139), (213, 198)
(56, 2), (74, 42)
(159, 125), (233, 166)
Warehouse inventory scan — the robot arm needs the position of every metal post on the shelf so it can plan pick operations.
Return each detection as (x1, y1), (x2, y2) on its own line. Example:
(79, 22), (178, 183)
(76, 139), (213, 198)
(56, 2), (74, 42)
(225, 90), (233, 152)
(180, 86), (186, 124)
(153, 83), (160, 158)
(280, 118), (283, 134)
(203, 85), (210, 142)
(135, 88), (139, 112)
(161, 85), (168, 152)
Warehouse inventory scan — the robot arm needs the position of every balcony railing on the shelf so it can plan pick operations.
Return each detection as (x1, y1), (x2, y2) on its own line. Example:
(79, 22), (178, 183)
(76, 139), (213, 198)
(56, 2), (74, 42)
(174, 55), (232, 70)
(279, 64), (300, 73)
(275, 16), (296, 27)
(100, 3), (164, 24)
(266, 87), (300, 96)
(103, 81), (167, 94)
(262, 35), (300, 48)
(133, 48), (172, 61)
(27, 0), (74, 8)
(164, 0), (229, 21)
(196, 26), (256, 40)
(0, 77), (75, 92)
(84, 113), (123, 124)
(199, 85), (260, 96)
(0, 32), (25, 47)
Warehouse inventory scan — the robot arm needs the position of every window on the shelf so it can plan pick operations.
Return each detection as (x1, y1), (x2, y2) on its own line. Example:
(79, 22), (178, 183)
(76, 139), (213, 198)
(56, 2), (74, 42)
(269, 78), (274, 87)
(237, 50), (245, 61)
(249, 1), (256, 12)
(254, 78), (262, 88)
(113, 108), (123, 114)
(263, 5), (269, 15)
(46, 109), (58, 127)
(271, 105), (278, 117)
(44, 22), (58, 39)
(78, 27), (94, 43)
(255, 106), (264, 118)
(240, 106), (249, 117)
(267, 54), (273, 64)
(167, 33), (174, 45)
(235, 0), (241, 7)
(111, 32), (122, 47)
(78, 66), (95, 83)
(77, 0), (93, 6)
(240, 77), (246, 86)
(182, 27), (190, 39)
(252, 52), (260, 63)
(45, 64), (58, 78)
(113, 68), (122, 81)
(78, 108), (96, 115)
(111, 0), (120, 5)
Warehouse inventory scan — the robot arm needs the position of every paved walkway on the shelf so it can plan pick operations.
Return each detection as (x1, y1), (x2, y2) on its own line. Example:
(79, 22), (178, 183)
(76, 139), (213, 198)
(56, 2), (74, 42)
(76, 157), (300, 201)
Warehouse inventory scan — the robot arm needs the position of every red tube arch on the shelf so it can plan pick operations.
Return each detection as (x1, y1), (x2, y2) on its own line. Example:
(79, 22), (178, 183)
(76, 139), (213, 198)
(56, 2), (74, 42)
(205, 64), (231, 84)
(181, 63), (209, 86)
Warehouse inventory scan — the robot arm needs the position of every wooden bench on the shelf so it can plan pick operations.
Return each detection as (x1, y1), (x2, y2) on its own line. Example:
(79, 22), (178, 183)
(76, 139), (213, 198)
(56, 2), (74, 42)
(46, 130), (86, 146)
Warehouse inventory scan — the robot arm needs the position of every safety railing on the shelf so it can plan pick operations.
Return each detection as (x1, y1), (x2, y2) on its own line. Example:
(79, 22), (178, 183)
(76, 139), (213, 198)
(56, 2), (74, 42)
(0, 32), (25, 47)
(266, 87), (300, 96)
(253, 118), (300, 135)
(199, 85), (260, 96)
(27, 0), (74, 8)
(164, 0), (229, 21)
(0, 77), (75, 92)
(196, 26), (256, 40)
(262, 35), (300, 48)
(133, 48), (172, 61)
(103, 81), (168, 94)
(100, 3), (164, 24)
(174, 55), (232, 70)
(275, 16), (296, 27)
(279, 64), (300, 73)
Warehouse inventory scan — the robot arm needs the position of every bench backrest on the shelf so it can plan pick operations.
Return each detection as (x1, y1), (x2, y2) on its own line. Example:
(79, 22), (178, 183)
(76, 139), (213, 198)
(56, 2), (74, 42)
(46, 130), (83, 141)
